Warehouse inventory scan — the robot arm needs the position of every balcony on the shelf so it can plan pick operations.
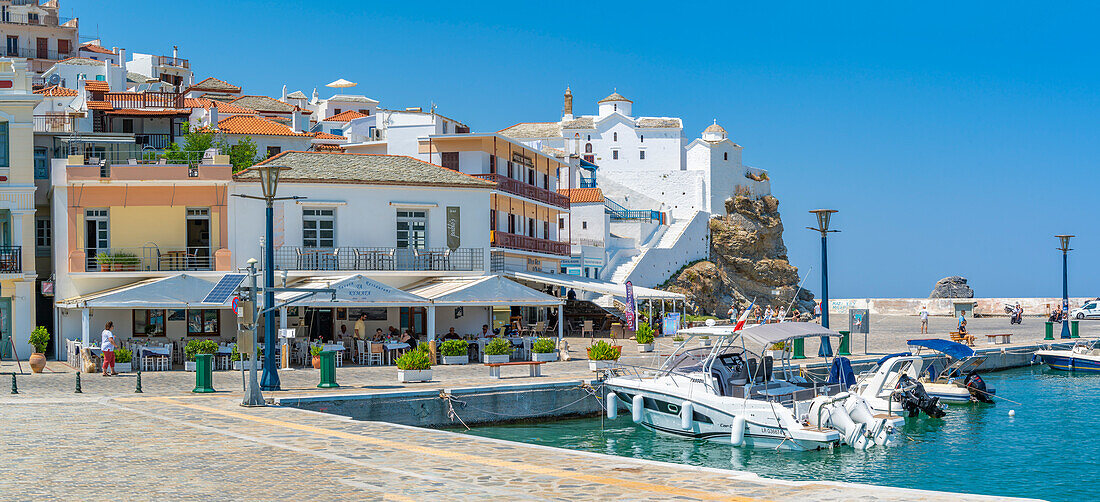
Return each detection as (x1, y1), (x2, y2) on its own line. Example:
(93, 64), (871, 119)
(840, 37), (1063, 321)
(103, 91), (184, 109)
(490, 231), (569, 256)
(82, 247), (214, 272)
(471, 173), (569, 209)
(155, 56), (190, 69)
(0, 12), (72, 26)
(67, 150), (232, 181)
(33, 114), (76, 133)
(135, 133), (172, 150)
(0, 246), (20, 273)
(4, 47), (73, 60)
(269, 247), (484, 272)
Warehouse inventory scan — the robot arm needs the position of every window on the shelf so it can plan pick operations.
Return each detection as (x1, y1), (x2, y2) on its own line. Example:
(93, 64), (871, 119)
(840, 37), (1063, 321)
(133, 310), (166, 337)
(0, 122), (8, 167)
(587, 135), (591, 141)
(489, 209), (496, 231)
(582, 221), (588, 229)
(558, 217), (564, 229)
(724, 152), (728, 161)
(507, 161), (514, 179)
(639, 150), (645, 160)
(358, 109), (370, 115)
(35, 216), (50, 255)
(527, 169), (534, 186)
(507, 213), (516, 233)
(334, 108), (342, 115)
(27, 13), (38, 24)
(303, 208), (335, 248)
(58, 39), (70, 56)
(640, 135), (644, 143)
(613, 132), (618, 141)
(612, 150), (619, 160)
(396, 210), (427, 249)
(266, 146), (281, 158)
(188, 309), (220, 336)
(542, 221), (549, 239)
(5, 36), (16, 57)
(33, 147), (47, 180)
(330, 128), (342, 136)
(527, 217), (535, 238)
(121, 119), (134, 133)
(584, 143), (592, 153)
(542, 173), (549, 189)
(489, 155), (496, 174)
(442, 122), (449, 134)
(440, 152), (459, 171)
(613, 104), (617, 111)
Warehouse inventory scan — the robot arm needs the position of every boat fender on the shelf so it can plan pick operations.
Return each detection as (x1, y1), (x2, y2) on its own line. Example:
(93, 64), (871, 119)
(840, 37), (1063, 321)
(681, 401), (694, 430)
(606, 392), (617, 419)
(632, 394), (644, 423)
(730, 416), (746, 446)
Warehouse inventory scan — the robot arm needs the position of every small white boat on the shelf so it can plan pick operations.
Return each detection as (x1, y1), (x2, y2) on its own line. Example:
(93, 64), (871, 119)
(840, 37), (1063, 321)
(603, 322), (904, 451)
(854, 339), (994, 417)
(1036, 339), (1100, 373)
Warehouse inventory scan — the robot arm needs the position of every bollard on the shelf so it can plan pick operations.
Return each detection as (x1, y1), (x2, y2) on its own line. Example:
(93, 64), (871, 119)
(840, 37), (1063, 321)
(192, 354), (216, 393)
(134, 371), (143, 393)
(75, 371), (82, 394)
(1071, 320), (1080, 338)
(318, 351), (339, 388)
(1044, 321), (1054, 341)
(10, 373), (17, 394)
(838, 330), (852, 356)
(791, 337), (806, 360)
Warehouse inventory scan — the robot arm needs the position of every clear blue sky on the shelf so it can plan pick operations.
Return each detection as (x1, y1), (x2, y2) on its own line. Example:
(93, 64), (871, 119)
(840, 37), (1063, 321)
(71, 1), (1097, 299)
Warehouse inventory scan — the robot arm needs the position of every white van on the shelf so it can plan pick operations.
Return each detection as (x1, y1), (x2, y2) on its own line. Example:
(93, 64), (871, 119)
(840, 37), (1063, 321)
(1071, 300), (1100, 320)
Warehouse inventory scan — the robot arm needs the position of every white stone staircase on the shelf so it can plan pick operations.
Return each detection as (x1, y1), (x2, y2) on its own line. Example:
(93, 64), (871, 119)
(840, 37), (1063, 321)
(604, 213), (698, 286)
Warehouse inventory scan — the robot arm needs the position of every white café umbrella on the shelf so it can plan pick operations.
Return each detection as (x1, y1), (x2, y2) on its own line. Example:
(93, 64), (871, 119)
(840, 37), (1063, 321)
(326, 78), (357, 88)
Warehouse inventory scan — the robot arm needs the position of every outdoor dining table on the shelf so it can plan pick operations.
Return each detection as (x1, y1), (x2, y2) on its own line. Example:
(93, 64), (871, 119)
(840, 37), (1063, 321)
(382, 342), (410, 364)
(135, 344), (172, 371)
(319, 343), (346, 366)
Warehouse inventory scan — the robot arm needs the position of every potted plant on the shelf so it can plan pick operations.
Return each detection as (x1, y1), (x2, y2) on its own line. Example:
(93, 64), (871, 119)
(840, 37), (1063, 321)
(672, 335), (685, 343)
(396, 345), (432, 383)
(95, 252), (113, 272)
(765, 341), (791, 360)
(440, 339), (469, 365)
(700, 335), (712, 347)
(635, 322), (655, 353)
(184, 339), (218, 371)
(587, 340), (621, 371)
(28, 326), (49, 373)
(310, 345), (322, 369)
(113, 251), (140, 271)
(530, 338), (558, 362)
(483, 337), (511, 364)
(231, 343), (262, 371)
(113, 347), (133, 373)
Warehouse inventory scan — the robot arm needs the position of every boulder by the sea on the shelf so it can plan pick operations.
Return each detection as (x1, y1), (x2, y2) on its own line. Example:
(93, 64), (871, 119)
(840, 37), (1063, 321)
(929, 276), (974, 298)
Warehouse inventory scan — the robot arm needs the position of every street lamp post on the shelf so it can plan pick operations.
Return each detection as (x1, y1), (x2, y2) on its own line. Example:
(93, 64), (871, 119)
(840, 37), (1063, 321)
(256, 165), (289, 391)
(1057, 235), (1073, 340)
(808, 209), (839, 357)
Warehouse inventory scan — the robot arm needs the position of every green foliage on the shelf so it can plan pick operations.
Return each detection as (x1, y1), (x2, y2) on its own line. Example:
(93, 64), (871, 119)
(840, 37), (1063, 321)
(672, 335), (685, 342)
(484, 337), (512, 356)
(29, 326), (50, 353)
(184, 339), (218, 361)
(440, 339), (469, 357)
(95, 252), (114, 267)
(586, 340), (621, 361)
(309, 345), (323, 357)
(231, 343), (261, 361)
(635, 322), (655, 344)
(112, 251), (139, 269)
(396, 348), (432, 370)
(769, 341), (789, 351)
(114, 347), (133, 363)
(684, 315), (718, 322)
(531, 338), (556, 354)
(227, 136), (259, 172)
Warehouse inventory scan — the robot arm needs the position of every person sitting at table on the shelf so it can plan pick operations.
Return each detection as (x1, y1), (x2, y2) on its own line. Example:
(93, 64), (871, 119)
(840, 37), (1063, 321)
(388, 326), (400, 338)
(373, 328), (385, 342)
(481, 324), (492, 338)
(400, 329), (417, 350)
(338, 324), (348, 340)
(442, 327), (460, 340)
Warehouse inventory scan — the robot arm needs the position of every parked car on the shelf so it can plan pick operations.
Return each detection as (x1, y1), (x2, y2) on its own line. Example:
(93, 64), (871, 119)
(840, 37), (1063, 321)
(1071, 300), (1100, 320)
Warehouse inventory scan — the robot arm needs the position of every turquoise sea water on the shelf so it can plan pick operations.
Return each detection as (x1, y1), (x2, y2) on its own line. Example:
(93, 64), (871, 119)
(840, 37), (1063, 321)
(461, 366), (1098, 501)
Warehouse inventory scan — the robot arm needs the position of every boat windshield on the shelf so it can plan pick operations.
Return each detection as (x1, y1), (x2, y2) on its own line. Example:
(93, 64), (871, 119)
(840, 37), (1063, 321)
(665, 347), (715, 374)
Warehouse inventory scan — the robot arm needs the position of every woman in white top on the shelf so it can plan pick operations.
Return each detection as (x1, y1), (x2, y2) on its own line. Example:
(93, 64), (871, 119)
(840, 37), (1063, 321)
(101, 321), (117, 376)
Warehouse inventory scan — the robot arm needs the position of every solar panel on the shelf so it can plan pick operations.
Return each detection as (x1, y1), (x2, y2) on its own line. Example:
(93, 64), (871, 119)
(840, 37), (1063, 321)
(202, 273), (247, 304)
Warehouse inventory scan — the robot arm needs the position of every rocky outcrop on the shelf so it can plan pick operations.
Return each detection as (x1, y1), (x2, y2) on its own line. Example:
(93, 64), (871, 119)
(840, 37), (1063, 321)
(662, 195), (814, 316)
(929, 276), (973, 298)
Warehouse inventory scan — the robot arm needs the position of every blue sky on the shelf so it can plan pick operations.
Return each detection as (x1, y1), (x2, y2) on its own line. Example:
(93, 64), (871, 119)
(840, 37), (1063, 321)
(71, 1), (1097, 298)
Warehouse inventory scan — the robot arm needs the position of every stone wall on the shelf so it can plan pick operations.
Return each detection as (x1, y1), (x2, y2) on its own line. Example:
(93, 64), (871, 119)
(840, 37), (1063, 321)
(829, 297), (1093, 317)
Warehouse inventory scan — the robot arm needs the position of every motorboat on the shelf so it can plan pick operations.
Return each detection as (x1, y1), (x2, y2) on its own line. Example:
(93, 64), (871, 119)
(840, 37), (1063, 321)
(1036, 339), (1100, 373)
(602, 321), (904, 451)
(853, 339), (994, 417)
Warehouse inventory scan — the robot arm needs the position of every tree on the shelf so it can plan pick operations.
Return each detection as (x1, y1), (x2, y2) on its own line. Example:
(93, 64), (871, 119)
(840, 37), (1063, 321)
(224, 136), (258, 172)
(165, 121), (215, 163)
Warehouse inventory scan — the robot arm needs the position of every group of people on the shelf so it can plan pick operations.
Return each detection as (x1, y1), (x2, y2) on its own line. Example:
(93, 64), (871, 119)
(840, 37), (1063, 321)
(726, 304), (811, 324)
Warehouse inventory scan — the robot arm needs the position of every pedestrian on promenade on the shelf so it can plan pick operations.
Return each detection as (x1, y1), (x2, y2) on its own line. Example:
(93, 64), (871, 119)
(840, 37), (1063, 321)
(727, 305), (738, 323)
(958, 311), (966, 330)
(919, 305), (929, 334)
(764, 306), (774, 324)
(101, 321), (117, 376)
(814, 302), (821, 323)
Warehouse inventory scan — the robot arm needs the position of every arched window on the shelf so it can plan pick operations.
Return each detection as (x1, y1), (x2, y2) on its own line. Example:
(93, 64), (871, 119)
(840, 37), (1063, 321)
(613, 132), (618, 141)
(587, 135), (591, 141)
(584, 143), (593, 153)
(724, 152), (728, 161)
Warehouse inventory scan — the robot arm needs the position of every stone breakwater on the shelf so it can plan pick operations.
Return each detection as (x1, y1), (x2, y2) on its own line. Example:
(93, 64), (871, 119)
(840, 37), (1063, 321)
(830, 297), (1093, 317)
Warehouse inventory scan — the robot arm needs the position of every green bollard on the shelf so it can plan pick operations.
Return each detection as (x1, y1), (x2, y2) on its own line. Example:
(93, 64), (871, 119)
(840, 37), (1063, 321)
(135, 371), (143, 393)
(1071, 320), (1080, 338)
(318, 351), (339, 388)
(10, 373), (17, 394)
(791, 338), (806, 360)
(192, 354), (216, 393)
(838, 330), (852, 356)
(75, 371), (82, 393)
(1044, 321), (1054, 341)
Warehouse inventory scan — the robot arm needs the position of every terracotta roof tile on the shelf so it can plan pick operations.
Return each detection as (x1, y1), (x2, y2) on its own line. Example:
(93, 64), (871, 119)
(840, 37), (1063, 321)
(87, 100), (112, 110)
(183, 97), (257, 114)
(79, 43), (115, 55)
(83, 80), (110, 93)
(557, 188), (604, 204)
(216, 114), (312, 136)
(313, 132), (346, 140)
(323, 110), (369, 122)
(34, 85), (77, 97)
(311, 144), (345, 152)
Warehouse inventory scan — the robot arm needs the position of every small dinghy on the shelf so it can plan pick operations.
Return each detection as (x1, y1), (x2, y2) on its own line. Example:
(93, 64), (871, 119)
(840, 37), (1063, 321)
(1036, 339), (1100, 373)
(854, 339), (994, 417)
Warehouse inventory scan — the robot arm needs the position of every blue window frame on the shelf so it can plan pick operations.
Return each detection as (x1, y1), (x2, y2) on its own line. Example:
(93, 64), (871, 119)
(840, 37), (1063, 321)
(0, 123), (8, 167)
(330, 128), (342, 136)
(33, 148), (47, 179)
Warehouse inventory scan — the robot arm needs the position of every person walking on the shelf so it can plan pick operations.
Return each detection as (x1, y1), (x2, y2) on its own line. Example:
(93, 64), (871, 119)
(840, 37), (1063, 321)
(813, 302), (822, 322)
(101, 321), (117, 376)
(919, 305), (929, 334)
(727, 305), (738, 323)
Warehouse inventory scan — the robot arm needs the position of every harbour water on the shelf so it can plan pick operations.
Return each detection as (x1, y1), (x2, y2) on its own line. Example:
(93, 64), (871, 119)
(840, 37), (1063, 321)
(462, 366), (1098, 501)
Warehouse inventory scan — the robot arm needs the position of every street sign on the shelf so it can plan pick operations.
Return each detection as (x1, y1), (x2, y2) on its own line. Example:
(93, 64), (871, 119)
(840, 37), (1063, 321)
(231, 296), (240, 316)
(278, 328), (296, 339)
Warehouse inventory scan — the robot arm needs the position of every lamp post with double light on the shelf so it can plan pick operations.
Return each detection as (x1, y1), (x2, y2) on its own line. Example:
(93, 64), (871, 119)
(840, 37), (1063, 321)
(808, 209), (839, 356)
(1057, 235), (1073, 339)
(251, 164), (290, 390)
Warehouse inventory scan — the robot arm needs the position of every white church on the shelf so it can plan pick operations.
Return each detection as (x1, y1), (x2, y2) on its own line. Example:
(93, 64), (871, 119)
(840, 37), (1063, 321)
(500, 89), (771, 289)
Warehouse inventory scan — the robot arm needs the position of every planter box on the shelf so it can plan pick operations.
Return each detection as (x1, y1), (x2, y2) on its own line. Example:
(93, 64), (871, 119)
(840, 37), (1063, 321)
(397, 369), (432, 383)
(184, 361), (197, 372)
(232, 360), (262, 371)
(637, 343), (654, 353)
(113, 362), (132, 373)
(531, 351), (557, 362)
(483, 354), (510, 364)
(441, 355), (468, 365)
(589, 360), (617, 371)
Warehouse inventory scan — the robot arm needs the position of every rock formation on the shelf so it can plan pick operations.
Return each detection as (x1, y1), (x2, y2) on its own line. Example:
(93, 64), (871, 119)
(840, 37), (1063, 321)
(662, 195), (814, 316)
(929, 276), (973, 298)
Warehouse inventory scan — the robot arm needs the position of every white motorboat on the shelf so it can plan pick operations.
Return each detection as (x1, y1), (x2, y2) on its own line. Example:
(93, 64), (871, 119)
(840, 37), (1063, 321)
(854, 339), (994, 417)
(602, 322), (904, 451)
(1036, 339), (1100, 373)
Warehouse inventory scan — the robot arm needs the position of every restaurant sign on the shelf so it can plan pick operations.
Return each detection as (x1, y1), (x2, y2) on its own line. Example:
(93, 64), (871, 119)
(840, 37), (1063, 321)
(446, 206), (460, 250)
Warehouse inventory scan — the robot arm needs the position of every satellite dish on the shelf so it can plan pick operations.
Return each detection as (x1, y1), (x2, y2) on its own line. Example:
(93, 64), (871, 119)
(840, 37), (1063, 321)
(47, 74), (61, 86)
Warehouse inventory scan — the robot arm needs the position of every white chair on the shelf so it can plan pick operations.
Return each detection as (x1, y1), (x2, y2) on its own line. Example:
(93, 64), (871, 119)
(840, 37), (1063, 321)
(368, 341), (384, 366)
(356, 340), (367, 365)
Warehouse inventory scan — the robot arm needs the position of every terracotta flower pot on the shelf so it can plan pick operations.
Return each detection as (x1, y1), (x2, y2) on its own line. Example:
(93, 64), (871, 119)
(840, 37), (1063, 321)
(312, 355), (320, 369)
(29, 353), (46, 373)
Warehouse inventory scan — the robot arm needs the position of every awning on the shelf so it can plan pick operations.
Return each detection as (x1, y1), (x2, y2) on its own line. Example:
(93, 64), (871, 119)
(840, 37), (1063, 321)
(907, 339), (975, 360)
(277, 275), (429, 307)
(679, 322), (842, 346)
(507, 270), (684, 301)
(406, 275), (563, 307)
(57, 274), (233, 309)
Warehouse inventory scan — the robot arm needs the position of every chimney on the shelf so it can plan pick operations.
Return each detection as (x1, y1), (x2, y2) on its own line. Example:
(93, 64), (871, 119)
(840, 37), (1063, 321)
(103, 58), (109, 88)
(281, 85), (287, 102)
(291, 108), (304, 133)
(208, 105), (218, 129)
(172, 45), (178, 59)
(118, 48), (125, 68)
(563, 87), (573, 120)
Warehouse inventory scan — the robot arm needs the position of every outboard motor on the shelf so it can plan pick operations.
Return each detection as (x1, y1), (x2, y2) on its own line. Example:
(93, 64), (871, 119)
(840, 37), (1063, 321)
(963, 373), (995, 403)
(891, 374), (946, 418)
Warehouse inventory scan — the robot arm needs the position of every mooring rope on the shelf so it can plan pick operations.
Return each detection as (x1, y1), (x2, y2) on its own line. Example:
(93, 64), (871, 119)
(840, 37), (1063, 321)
(439, 384), (602, 426)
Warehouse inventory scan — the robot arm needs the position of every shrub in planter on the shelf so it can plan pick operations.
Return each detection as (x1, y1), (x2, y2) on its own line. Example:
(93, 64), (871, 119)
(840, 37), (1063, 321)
(531, 338), (557, 362)
(396, 347), (432, 383)
(440, 339), (469, 365)
(184, 339), (218, 371)
(231, 343), (263, 370)
(635, 322), (655, 352)
(113, 251), (140, 271)
(483, 337), (511, 363)
(28, 325), (50, 373)
(587, 340), (620, 371)
(310, 345), (323, 369)
(95, 252), (114, 271)
(113, 347), (133, 373)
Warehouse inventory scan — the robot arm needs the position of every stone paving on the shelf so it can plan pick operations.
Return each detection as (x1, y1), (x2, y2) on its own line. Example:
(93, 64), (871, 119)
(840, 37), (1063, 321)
(0, 315), (1068, 500)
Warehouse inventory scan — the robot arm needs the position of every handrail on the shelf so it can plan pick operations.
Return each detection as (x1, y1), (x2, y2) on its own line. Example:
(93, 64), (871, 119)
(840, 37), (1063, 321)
(471, 173), (569, 209)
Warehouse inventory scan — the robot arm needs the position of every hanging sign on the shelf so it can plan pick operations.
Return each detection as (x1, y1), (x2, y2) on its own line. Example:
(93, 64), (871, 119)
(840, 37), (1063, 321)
(446, 206), (460, 250)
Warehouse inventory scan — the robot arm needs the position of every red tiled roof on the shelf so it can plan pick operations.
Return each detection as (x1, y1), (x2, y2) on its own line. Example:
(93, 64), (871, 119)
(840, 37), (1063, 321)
(183, 97), (257, 114)
(105, 108), (191, 116)
(323, 110), (369, 122)
(79, 43), (115, 55)
(83, 80), (110, 93)
(313, 132), (346, 140)
(557, 188), (604, 204)
(34, 85), (77, 97)
(216, 114), (312, 136)
(87, 100), (112, 110)
(312, 144), (345, 152)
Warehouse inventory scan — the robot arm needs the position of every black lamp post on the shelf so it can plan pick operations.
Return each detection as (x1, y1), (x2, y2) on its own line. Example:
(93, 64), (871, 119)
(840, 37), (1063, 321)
(1057, 235), (1073, 339)
(256, 164), (289, 391)
(808, 209), (839, 356)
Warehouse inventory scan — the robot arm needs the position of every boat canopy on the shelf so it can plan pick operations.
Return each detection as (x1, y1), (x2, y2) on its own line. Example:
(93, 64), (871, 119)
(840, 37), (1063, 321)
(876, 352), (913, 366)
(679, 322), (842, 346)
(906, 339), (975, 359)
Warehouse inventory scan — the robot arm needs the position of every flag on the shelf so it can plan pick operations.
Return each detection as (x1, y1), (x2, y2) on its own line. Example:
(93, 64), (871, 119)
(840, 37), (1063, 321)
(734, 300), (754, 331)
(624, 281), (636, 331)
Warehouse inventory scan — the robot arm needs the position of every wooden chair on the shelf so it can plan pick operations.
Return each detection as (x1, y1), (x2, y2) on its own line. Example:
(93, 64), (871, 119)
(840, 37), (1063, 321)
(582, 320), (594, 338)
(368, 341), (384, 366)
